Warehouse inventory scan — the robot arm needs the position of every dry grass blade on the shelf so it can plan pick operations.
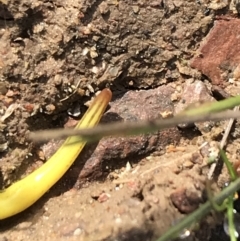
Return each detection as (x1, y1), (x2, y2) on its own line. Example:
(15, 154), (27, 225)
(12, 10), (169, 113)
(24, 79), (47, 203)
(30, 110), (240, 142)
(208, 106), (240, 179)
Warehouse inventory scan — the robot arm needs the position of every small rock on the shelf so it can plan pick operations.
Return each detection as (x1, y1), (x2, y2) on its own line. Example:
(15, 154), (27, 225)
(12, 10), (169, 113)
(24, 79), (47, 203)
(145, 194), (159, 204)
(59, 223), (80, 236)
(175, 79), (215, 114)
(132, 6), (140, 14)
(98, 192), (111, 203)
(5, 90), (15, 97)
(73, 228), (82, 236)
(45, 104), (56, 114)
(17, 221), (32, 229)
(64, 118), (79, 128)
(182, 160), (194, 169)
(2, 97), (14, 107)
(175, 79), (215, 132)
(99, 2), (109, 15)
(189, 152), (203, 165)
(53, 74), (62, 86)
(170, 188), (202, 214)
(36, 149), (45, 160)
(108, 66), (121, 77)
(207, 1), (228, 10)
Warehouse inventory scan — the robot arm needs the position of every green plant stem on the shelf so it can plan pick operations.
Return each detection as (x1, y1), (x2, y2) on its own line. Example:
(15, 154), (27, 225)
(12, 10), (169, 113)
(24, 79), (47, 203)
(156, 178), (240, 241)
(206, 181), (227, 212)
(181, 95), (240, 116)
(227, 197), (237, 241)
(219, 149), (238, 181)
(219, 149), (237, 241)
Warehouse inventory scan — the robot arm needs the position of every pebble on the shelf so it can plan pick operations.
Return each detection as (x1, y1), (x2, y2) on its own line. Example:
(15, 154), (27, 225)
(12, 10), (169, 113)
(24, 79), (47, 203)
(45, 104), (56, 114)
(17, 221), (32, 229)
(132, 6), (140, 14)
(73, 228), (82, 236)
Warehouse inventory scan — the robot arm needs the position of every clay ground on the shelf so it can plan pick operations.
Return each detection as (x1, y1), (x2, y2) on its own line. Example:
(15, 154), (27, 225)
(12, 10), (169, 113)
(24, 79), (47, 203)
(0, 0), (240, 240)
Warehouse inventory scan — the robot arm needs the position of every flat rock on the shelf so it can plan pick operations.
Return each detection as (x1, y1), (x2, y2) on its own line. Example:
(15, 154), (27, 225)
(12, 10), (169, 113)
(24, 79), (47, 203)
(71, 85), (181, 182)
(191, 18), (240, 85)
